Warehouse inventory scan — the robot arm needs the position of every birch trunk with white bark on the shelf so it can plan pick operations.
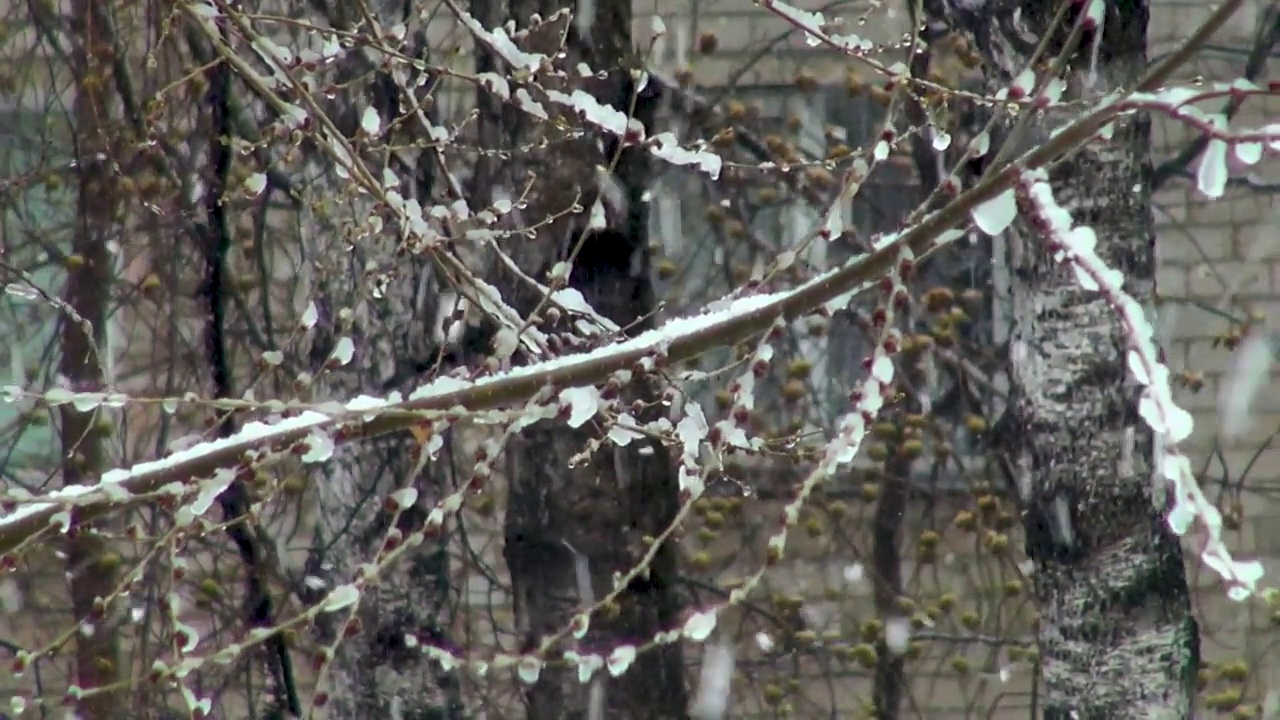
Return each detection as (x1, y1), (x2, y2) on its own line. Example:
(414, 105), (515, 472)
(297, 20), (462, 715)
(936, 0), (1201, 716)
(306, 216), (463, 718)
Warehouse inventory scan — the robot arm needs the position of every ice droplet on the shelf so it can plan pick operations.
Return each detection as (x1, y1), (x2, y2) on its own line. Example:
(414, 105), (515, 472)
(322, 584), (360, 612)
(682, 609), (718, 642)
(971, 190), (1016, 236)
(301, 301), (320, 330)
(243, 172), (267, 196)
(361, 106), (381, 135)
(1197, 131), (1229, 199)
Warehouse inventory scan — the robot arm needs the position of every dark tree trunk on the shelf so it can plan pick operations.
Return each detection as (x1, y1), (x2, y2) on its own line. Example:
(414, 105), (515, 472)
(62, 1), (125, 716)
(471, 1), (689, 717)
(935, 0), (1200, 716)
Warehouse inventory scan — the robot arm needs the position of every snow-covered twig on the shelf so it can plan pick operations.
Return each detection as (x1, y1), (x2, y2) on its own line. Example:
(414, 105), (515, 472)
(1016, 167), (1264, 599)
(183, 0), (553, 359)
(12, 67), (1248, 555)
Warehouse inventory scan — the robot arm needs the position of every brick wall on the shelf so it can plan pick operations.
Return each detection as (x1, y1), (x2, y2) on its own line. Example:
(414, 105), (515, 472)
(428, 1), (1280, 716)
(623, 0), (1280, 716)
(1, 0), (1274, 716)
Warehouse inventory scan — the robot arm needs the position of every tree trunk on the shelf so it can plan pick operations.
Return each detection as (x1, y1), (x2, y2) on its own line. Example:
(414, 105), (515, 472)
(937, 1), (1200, 716)
(61, 1), (125, 717)
(298, 13), (463, 714)
(303, 165), (466, 718)
(471, 1), (689, 717)
(306, 215), (463, 717)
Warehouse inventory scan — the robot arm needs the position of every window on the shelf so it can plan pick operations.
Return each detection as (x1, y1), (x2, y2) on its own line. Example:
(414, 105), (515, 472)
(650, 81), (1002, 493)
(0, 108), (74, 475)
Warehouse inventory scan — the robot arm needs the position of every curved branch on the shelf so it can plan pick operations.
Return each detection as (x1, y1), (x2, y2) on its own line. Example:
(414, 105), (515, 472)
(1151, 0), (1280, 189)
(0, 0), (1241, 559)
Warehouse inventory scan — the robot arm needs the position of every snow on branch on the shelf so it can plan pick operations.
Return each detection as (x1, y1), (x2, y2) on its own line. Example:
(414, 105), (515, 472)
(443, 0), (723, 179)
(181, 0), (553, 360)
(2, 76), (1210, 555)
(761, 0), (1265, 601)
(1015, 168), (1264, 600)
(5, 0), (1271, 712)
(758, 0), (875, 54)
(419, 256), (910, 680)
(761, 0), (1249, 114)
(0, 292), (784, 543)
(72, 284), (907, 689)
(0, 202), (971, 555)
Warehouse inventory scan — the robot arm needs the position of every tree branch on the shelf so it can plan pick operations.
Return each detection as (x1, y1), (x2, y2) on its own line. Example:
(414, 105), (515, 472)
(0, 0), (1240, 561)
(1151, 0), (1280, 190)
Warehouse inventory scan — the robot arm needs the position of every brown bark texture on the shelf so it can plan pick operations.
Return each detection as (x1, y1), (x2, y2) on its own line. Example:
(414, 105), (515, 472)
(63, 0), (125, 716)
